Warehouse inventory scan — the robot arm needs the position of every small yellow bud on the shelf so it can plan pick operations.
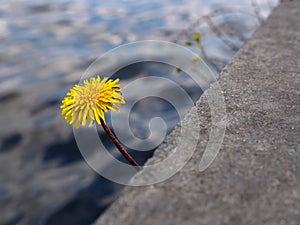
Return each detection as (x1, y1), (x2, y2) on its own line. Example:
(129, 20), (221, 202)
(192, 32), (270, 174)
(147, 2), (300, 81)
(183, 40), (193, 46)
(193, 32), (201, 42)
(193, 54), (201, 61)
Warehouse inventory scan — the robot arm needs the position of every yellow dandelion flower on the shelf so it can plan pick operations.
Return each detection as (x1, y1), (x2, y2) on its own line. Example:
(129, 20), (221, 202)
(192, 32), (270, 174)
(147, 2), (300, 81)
(61, 76), (125, 128)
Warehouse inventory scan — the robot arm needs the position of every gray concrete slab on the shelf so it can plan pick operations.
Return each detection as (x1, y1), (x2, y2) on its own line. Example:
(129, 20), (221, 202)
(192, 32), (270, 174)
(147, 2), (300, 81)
(94, 1), (300, 225)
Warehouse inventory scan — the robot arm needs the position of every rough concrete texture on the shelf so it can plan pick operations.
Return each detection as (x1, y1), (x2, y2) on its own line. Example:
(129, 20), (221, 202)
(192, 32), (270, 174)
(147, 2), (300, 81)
(95, 1), (300, 225)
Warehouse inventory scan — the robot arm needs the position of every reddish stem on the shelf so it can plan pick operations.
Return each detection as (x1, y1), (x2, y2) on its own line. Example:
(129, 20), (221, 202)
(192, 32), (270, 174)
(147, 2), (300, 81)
(100, 118), (141, 171)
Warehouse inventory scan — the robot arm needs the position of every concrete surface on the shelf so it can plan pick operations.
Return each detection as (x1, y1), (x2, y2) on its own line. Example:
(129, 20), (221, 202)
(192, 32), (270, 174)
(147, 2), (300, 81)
(95, 1), (300, 225)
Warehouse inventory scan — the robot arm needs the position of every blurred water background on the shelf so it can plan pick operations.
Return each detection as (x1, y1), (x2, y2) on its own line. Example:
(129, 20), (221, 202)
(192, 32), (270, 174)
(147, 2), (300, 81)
(0, 0), (279, 225)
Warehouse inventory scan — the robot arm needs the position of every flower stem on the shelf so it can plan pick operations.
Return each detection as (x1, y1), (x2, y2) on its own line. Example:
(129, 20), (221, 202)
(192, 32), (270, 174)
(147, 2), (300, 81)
(100, 118), (141, 171)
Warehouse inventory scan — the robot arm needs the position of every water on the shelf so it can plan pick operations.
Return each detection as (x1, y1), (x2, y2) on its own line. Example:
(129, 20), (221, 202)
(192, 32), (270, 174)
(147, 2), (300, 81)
(0, 0), (279, 224)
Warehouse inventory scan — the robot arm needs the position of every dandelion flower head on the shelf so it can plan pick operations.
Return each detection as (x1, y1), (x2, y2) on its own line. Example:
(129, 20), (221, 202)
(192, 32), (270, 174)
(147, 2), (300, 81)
(61, 76), (125, 128)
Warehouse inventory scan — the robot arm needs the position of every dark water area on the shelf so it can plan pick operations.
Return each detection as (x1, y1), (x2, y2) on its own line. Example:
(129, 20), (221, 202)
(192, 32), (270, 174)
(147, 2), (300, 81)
(0, 0), (279, 225)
